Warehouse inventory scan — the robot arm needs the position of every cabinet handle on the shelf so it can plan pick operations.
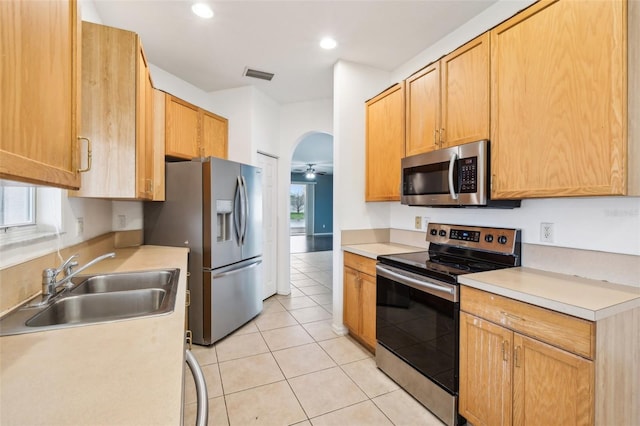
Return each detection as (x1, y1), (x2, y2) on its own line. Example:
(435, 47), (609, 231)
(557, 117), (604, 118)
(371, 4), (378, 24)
(77, 137), (92, 172)
(502, 340), (508, 362)
(514, 345), (521, 367)
(500, 311), (525, 322)
(433, 129), (439, 148)
(186, 289), (191, 307)
(440, 128), (445, 146)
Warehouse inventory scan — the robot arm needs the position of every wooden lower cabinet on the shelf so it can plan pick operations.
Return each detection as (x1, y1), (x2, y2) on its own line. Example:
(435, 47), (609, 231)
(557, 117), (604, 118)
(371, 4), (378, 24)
(512, 334), (593, 426)
(460, 312), (593, 426)
(459, 313), (513, 426)
(343, 252), (377, 351)
(459, 285), (640, 426)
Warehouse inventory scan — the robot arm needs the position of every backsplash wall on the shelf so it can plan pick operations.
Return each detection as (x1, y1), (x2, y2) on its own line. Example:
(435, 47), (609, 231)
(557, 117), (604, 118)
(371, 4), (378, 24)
(390, 197), (640, 256)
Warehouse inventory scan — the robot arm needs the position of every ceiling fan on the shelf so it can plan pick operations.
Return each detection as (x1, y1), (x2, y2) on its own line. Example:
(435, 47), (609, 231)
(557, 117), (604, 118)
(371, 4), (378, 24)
(295, 163), (326, 179)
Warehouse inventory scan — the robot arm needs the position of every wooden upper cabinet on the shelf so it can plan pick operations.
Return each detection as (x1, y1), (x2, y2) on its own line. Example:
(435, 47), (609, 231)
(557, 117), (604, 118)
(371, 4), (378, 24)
(201, 110), (228, 159)
(71, 21), (162, 200)
(0, 0), (81, 189)
(164, 95), (228, 160)
(365, 82), (405, 201)
(490, 0), (630, 199)
(405, 63), (440, 156)
(405, 33), (489, 156)
(165, 95), (200, 159)
(441, 32), (490, 148)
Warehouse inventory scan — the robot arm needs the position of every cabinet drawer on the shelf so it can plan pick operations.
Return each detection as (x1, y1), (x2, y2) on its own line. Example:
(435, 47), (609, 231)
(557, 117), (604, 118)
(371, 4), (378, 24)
(461, 286), (595, 359)
(343, 252), (377, 277)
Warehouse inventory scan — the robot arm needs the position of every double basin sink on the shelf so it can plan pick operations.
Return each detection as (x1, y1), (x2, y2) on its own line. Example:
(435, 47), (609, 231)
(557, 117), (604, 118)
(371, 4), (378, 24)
(0, 269), (180, 336)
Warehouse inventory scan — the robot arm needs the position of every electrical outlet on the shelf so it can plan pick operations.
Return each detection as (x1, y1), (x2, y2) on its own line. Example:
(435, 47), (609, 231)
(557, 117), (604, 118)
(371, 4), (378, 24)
(540, 222), (554, 243)
(118, 214), (127, 229)
(414, 216), (422, 230)
(76, 217), (84, 236)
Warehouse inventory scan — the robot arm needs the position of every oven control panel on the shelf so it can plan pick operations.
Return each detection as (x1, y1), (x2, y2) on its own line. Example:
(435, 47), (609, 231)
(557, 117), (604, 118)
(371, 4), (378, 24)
(426, 223), (520, 254)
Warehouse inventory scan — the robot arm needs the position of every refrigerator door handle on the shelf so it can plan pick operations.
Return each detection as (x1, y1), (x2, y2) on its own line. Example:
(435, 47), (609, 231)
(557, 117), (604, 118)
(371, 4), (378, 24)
(211, 259), (262, 279)
(241, 175), (249, 245)
(233, 176), (243, 244)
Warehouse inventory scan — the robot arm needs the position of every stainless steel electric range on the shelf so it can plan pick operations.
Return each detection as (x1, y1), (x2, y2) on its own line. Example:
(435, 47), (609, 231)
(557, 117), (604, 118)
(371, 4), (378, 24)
(376, 222), (521, 426)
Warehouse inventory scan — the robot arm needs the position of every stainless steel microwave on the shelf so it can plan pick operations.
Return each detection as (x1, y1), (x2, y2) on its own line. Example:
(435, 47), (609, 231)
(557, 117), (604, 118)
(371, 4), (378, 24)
(401, 140), (520, 208)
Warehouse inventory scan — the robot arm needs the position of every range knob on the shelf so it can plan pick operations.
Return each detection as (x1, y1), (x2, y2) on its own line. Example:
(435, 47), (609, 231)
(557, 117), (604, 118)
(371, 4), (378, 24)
(485, 234), (494, 243)
(430, 228), (437, 236)
(439, 230), (447, 237)
(498, 235), (508, 245)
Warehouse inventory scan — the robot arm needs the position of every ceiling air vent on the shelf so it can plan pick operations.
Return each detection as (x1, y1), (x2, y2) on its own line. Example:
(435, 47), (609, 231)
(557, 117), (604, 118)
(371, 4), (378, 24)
(243, 67), (274, 81)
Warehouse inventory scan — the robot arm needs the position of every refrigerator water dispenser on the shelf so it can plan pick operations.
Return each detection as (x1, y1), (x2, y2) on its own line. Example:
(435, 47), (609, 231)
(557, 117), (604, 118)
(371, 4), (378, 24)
(216, 200), (233, 242)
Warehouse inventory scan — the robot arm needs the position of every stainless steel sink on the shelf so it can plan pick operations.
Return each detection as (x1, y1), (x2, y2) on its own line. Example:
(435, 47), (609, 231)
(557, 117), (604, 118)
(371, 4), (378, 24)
(70, 269), (175, 294)
(26, 289), (167, 327)
(0, 269), (180, 336)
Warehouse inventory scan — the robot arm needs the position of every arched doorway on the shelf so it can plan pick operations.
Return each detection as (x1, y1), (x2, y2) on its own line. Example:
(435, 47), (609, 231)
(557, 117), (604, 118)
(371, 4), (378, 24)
(290, 132), (333, 253)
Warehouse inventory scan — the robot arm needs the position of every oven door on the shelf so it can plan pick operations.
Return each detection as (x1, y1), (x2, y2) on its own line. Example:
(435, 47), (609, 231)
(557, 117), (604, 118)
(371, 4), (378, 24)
(376, 264), (459, 394)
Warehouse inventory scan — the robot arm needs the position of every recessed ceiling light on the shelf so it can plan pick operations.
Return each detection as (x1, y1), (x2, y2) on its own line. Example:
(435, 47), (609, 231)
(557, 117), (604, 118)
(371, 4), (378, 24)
(320, 37), (337, 50)
(192, 3), (214, 19)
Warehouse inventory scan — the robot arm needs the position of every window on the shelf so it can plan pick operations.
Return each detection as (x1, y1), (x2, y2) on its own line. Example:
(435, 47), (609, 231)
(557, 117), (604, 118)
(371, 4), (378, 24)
(0, 181), (35, 229)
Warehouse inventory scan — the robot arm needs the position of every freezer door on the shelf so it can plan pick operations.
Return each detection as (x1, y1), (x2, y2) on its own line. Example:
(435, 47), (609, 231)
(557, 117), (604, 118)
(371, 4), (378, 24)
(206, 158), (242, 269)
(240, 164), (263, 260)
(208, 258), (263, 343)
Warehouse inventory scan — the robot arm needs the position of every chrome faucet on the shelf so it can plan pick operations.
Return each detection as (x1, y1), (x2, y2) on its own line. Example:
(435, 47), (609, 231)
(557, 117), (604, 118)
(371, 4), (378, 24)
(34, 252), (116, 305)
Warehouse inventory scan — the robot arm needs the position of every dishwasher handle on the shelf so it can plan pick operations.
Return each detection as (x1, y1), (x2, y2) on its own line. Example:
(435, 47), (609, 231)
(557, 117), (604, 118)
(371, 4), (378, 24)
(185, 349), (208, 426)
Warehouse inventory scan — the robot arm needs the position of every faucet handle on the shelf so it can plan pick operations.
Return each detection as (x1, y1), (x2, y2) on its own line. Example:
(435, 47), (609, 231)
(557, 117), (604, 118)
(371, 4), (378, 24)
(57, 254), (79, 275)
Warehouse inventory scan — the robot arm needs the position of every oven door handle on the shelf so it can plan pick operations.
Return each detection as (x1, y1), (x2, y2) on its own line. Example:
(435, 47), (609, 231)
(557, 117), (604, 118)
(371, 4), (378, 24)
(376, 264), (457, 302)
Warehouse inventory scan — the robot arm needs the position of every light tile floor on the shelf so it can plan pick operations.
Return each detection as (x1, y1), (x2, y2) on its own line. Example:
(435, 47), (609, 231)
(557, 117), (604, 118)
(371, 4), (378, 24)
(184, 251), (444, 426)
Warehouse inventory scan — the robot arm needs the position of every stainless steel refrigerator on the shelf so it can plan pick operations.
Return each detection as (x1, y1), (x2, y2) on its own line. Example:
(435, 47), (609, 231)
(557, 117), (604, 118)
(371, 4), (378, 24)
(144, 157), (263, 345)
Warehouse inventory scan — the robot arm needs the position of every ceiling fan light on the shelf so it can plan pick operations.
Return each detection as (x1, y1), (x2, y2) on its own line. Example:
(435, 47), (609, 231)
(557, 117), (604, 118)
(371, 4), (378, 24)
(305, 171), (316, 179)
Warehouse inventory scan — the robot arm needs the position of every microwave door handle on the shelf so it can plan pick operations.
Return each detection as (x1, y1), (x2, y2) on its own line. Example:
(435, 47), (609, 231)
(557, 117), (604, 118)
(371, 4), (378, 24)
(448, 152), (459, 200)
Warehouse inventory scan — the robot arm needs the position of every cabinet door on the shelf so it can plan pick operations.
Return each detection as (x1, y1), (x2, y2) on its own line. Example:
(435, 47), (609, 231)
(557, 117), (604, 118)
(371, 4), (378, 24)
(165, 96), (200, 159)
(201, 111), (228, 159)
(343, 266), (361, 334)
(405, 63), (440, 155)
(459, 312), (513, 426)
(441, 33), (489, 148)
(512, 334), (594, 426)
(491, 0), (626, 198)
(136, 46), (153, 199)
(151, 89), (166, 201)
(360, 272), (376, 350)
(73, 21), (137, 198)
(0, 0), (81, 189)
(365, 83), (405, 201)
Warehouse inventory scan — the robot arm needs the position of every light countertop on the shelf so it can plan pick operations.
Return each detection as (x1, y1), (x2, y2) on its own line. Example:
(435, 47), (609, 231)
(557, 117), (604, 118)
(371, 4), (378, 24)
(459, 267), (640, 321)
(342, 242), (424, 259)
(0, 245), (189, 425)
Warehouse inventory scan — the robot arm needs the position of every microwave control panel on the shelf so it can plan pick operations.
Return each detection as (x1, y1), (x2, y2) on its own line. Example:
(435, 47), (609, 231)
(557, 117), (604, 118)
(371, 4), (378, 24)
(459, 157), (477, 193)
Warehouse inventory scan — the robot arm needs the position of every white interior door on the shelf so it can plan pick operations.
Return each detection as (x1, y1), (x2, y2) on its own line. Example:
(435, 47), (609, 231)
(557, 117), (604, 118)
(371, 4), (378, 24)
(257, 153), (278, 299)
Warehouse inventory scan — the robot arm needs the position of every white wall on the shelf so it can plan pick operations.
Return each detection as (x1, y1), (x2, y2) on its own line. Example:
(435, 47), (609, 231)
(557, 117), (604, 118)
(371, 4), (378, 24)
(278, 99), (333, 294)
(331, 60), (395, 333)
